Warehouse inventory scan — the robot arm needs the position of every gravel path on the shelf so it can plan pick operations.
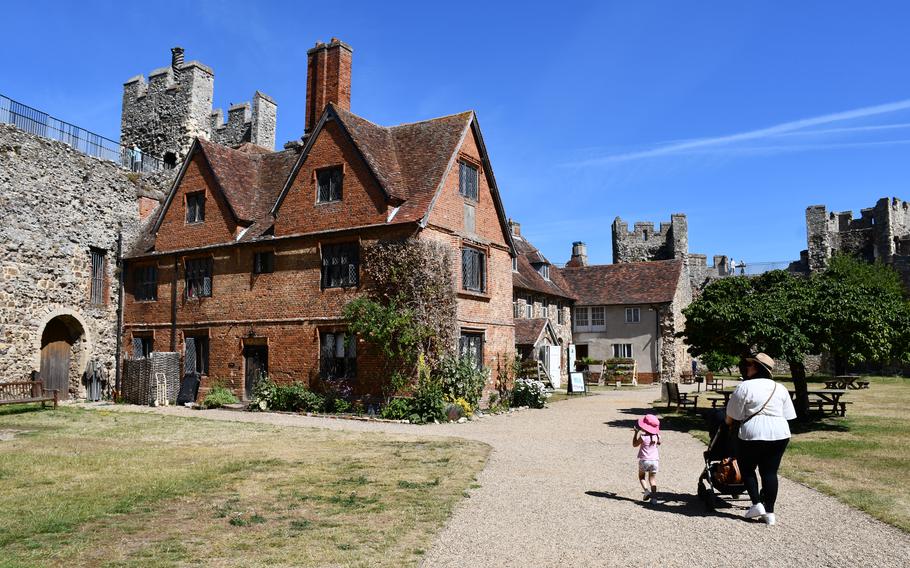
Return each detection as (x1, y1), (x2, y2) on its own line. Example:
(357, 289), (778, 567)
(90, 388), (910, 567)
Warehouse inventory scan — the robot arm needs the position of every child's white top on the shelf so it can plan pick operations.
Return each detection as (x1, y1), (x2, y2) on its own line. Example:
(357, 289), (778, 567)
(727, 378), (796, 441)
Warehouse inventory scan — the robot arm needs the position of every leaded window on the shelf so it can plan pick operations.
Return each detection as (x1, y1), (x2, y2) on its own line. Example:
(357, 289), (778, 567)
(625, 307), (641, 323)
(185, 257), (213, 298)
(186, 192), (205, 223)
(461, 247), (486, 292)
(320, 331), (356, 380)
(317, 167), (343, 203)
(321, 243), (359, 288)
(184, 335), (209, 375)
(90, 248), (106, 305)
(131, 335), (153, 359)
(253, 251), (275, 274)
(459, 331), (484, 370)
(134, 265), (157, 301)
(459, 162), (478, 201)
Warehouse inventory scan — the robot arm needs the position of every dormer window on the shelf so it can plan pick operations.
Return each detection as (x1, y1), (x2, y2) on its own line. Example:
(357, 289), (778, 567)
(186, 192), (205, 223)
(537, 263), (550, 281)
(459, 162), (478, 201)
(317, 167), (343, 203)
(512, 257), (518, 272)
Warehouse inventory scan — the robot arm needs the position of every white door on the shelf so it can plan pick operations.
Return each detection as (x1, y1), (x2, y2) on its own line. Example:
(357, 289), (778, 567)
(547, 345), (561, 388)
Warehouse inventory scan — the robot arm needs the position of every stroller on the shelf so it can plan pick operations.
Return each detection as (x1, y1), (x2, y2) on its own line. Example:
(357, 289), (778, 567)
(696, 409), (747, 510)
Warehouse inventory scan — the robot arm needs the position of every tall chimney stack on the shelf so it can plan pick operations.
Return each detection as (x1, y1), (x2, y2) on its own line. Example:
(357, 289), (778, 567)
(305, 38), (353, 134)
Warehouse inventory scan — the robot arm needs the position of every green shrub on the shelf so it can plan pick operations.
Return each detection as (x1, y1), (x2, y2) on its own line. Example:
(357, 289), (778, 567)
(411, 355), (445, 424)
(202, 385), (239, 409)
(380, 397), (414, 420)
(249, 373), (276, 411)
(272, 382), (325, 413)
(436, 356), (486, 409)
(324, 396), (351, 414)
(511, 378), (548, 409)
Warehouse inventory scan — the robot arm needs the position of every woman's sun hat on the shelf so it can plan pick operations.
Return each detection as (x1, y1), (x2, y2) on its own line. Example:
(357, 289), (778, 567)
(637, 414), (661, 435)
(744, 352), (775, 375)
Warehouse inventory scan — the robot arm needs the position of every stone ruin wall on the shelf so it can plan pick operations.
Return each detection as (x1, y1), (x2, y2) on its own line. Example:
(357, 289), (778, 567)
(612, 214), (687, 264)
(121, 51), (277, 163)
(805, 197), (910, 272)
(0, 123), (171, 394)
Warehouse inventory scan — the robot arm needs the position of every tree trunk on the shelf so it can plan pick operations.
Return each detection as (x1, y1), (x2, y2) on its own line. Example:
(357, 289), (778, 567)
(833, 354), (847, 377)
(789, 360), (809, 419)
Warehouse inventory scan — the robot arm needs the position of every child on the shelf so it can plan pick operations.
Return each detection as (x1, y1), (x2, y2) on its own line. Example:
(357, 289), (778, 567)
(633, 414), (661, 504)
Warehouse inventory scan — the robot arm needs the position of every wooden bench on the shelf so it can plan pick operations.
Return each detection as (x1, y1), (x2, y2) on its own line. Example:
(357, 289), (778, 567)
(707, 396), (726, 409)
(667, 382), (698, 412)
(0, 381), (58, 409)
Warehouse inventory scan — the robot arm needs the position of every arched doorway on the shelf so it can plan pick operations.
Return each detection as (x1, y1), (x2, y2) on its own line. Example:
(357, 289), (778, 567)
(40, 316), (84, 400)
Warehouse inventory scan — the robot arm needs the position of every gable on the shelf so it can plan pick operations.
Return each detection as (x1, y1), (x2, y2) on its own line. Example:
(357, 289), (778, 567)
(272, 118), (390, 236)
(153, 151), (240, 252)
(424, 121), (513, 250)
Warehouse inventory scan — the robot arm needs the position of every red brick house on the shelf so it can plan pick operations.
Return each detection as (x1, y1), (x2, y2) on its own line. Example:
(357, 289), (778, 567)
(122, 39), (516, 400)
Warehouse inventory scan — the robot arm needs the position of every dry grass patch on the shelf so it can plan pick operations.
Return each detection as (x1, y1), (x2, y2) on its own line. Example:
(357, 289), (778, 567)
(0, 407), (488, 567)
(659, 376), (910, 532)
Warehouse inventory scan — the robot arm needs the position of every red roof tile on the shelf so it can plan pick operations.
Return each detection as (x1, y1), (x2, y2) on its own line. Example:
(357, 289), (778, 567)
(511, 234), (576, 300)
(561, 260), (683, 305)
(514, 318), (549, 346)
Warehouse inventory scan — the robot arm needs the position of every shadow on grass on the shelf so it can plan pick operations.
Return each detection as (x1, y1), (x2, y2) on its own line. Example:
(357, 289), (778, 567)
(0, 404), (54, 417)
(584, 490), (747, 521)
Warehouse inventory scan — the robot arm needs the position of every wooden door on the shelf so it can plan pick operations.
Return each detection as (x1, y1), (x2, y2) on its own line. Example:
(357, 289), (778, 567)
(244, 345), (268, 400)
(40, 319), (72, 399)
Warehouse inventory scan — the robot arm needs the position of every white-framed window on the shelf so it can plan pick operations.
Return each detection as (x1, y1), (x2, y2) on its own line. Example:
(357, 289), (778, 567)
(612, 343), (633, 358)
(512, 257), (518, 272)
(541, 299), (549, 319)
(557, 301), (565, 325)
(525, 297), (533, 318)
(574, 307), (589, 330)
(591, 307), (606, 331)
(537, 263), (550, 280)
(625, 307), (641, 323)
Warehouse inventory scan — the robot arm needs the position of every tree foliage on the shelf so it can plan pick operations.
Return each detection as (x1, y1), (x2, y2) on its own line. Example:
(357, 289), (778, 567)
(680, 255), (910, 417)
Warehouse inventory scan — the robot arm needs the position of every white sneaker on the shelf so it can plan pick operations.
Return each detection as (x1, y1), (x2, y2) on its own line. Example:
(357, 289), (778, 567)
(744, 503), (766, 519)
(642, 490), (651, 501)
(764, 513), (776, 526)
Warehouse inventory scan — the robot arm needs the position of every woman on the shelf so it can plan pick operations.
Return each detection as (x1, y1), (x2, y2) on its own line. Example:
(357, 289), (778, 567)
(725, 352), (796, 526)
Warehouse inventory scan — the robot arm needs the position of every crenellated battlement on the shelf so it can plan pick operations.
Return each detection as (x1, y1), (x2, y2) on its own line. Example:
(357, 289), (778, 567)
(121, 48), (276, 164)
(806, 197), (910, 271)
(612, 213), (688, 264)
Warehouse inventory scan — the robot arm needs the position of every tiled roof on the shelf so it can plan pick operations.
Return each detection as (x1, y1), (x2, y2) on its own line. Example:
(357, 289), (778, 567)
(515, 318), (549, 346)
(561, 259), (683, 306)
(198, 138), (298, 223)
(511, 234), (577, 300)
(134, 105), (510, 258)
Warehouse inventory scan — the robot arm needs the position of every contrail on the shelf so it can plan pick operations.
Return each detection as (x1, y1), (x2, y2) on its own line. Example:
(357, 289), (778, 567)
(573, 99), (910, 165)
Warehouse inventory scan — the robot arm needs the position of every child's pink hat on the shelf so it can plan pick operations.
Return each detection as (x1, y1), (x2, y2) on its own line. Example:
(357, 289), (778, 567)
(638, 414), (660, 435)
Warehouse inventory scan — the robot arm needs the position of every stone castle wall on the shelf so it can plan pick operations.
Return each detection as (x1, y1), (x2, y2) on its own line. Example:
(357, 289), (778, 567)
(121, 51), (277, 162)
(0, 123), (171, 394)
(806, 197), (910, 271)
(612, 214), (688, 264)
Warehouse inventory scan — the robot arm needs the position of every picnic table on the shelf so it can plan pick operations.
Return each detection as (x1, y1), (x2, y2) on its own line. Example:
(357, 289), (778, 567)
(823, 376), (870, 390)
(789, 389), (849, 416)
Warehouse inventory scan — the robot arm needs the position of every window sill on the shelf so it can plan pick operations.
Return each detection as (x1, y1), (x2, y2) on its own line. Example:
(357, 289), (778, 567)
(321, 285), (360, 292)
(457, 289), (491, 301)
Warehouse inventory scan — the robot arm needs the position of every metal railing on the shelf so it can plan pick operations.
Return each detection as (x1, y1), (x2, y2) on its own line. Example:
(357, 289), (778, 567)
(732, 261), (798, 276)
(0, 93), (172, 173)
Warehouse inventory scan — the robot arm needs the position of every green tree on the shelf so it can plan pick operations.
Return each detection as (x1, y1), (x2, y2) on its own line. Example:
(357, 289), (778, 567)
(811, 255), (910, 376)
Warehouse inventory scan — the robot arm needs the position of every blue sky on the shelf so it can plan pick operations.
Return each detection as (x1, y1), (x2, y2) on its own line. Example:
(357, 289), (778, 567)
(5, 1), (910, 265)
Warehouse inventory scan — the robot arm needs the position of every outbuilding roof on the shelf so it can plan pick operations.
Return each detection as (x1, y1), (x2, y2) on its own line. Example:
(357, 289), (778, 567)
(561, 260), (683, 306)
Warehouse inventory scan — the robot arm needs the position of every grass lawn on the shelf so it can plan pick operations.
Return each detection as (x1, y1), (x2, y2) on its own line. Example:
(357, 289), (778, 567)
(0, 406), (489, 567)
(659, 375), (910, 532)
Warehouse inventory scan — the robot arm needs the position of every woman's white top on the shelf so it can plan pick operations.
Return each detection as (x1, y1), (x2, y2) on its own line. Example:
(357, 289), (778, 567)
(727, 378), (797, 441)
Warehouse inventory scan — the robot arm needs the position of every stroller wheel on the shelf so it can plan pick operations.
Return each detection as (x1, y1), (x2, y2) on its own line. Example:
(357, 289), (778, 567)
(696, 482), (706, 501)
(704, 492), (716, 511)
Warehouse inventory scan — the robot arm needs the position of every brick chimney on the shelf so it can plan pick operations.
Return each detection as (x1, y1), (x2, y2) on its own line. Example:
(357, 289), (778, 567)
(305, 38), (353, 134)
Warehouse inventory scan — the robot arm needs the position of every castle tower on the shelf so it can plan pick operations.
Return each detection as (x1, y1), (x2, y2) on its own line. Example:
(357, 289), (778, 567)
(121, 47), (278, 165)
(611, 213), (689, 264)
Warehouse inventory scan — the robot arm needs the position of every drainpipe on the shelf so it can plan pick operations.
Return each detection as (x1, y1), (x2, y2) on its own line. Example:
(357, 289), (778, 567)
(115, 231), (124, 396)
(170, 256), (178, 351)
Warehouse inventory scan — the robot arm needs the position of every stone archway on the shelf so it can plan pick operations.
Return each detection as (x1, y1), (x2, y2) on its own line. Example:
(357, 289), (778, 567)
(37, 313), (88, 400)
